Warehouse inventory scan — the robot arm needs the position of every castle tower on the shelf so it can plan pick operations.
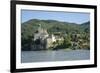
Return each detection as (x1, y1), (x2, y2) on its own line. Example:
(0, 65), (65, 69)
(38, 24), (43, 33)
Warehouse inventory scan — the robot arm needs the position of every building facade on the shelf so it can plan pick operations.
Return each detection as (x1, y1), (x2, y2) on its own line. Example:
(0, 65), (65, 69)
(31, 24), (64, 50)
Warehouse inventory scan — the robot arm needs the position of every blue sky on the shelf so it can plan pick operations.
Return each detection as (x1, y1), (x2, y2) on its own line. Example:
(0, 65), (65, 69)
(21, 10), (90, 24)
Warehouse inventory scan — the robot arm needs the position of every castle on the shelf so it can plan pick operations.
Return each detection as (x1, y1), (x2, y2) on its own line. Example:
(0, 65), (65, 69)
(31, 24), (64, 50)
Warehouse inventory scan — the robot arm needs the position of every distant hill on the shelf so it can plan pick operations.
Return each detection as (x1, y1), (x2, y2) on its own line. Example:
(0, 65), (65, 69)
(22, 19), (90, 35)
(80, 21), (90, 33)
(81, 21), (90, 28)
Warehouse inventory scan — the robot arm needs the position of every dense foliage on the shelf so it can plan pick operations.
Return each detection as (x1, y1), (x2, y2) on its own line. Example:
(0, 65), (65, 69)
(21, 19), (90, 51)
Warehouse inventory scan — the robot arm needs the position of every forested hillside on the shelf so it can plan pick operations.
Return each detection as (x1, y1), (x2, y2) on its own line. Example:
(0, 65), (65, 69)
(21, 19), (90, 51)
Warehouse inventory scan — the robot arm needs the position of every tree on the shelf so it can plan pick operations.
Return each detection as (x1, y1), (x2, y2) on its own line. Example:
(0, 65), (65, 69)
(63, 35), (71, 48)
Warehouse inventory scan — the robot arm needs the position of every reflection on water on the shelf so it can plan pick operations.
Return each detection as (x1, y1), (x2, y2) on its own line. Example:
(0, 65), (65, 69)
(21, 50), (90, 63)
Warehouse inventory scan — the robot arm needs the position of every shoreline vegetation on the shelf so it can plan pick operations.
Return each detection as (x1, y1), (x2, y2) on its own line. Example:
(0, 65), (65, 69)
(21, 19), (90, 51)
(22, 49), (90, 52)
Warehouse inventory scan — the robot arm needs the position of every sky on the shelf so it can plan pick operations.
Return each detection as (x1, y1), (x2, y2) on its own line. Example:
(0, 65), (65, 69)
(21, 10), (90, 24)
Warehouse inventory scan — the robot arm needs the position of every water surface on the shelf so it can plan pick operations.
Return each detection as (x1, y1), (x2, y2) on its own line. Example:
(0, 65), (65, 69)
(21, 50), (90, 63)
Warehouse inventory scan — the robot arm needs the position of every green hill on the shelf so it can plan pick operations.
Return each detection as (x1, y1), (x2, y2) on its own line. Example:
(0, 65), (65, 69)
(21, 19), (90, 50)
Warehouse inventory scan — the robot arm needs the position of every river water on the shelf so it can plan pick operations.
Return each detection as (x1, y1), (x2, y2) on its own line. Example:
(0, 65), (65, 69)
(21, 50), (90, 63)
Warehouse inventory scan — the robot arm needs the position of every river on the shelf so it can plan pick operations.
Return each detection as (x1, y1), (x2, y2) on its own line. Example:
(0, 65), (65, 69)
(21, 50), (90, 63)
